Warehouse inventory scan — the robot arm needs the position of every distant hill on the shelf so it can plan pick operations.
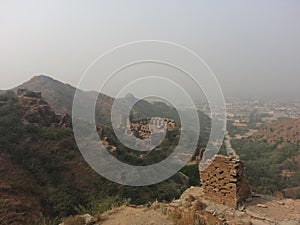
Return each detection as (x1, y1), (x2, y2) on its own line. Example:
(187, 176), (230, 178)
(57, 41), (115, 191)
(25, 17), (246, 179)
(250, 118), (300, 145)
(232, 118), (300, 197)
(14, 75), (114, 124)
(13, 75), (211, 138)
(15, 75), (77, 114)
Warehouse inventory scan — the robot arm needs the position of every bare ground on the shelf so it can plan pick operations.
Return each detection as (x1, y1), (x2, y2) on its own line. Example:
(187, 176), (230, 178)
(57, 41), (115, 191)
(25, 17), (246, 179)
(99, 206), (174, 225)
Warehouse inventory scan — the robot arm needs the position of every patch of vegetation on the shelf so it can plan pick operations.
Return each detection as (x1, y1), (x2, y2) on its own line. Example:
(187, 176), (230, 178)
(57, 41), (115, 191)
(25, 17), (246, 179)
(62, 216), (85, 225)
(232, 139), (299, 195)
(180, 165), (200, 186)
(85, 196), (125, 216)
(227, 120), (248, 137)
(0, 92), (193, 224)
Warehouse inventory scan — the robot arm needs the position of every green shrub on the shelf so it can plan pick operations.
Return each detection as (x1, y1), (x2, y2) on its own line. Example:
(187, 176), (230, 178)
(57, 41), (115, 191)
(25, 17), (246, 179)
(40, 216), (60, 225)
(180, 165), (200, 186)
(232, 139), (299, 194)
(295, 190), (300, 199)
(47, 185), (78, 218)
(88, 197), (123, 215)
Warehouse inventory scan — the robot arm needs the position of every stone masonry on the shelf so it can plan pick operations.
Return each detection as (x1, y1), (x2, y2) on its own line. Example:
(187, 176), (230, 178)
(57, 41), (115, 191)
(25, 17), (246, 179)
(200, 155), (251, 208)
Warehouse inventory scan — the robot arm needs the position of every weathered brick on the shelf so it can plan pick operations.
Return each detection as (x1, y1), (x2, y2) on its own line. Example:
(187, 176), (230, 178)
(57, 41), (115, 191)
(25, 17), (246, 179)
(200, 155), (251, 208)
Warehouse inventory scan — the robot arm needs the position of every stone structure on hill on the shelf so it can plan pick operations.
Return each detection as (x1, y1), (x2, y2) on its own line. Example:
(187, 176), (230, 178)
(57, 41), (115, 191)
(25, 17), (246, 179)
(17, 89), (72, 128)
(18, 89), (59, 126)
(17, 88), (42, 99)
(126, 117), (176, 139)
(200, 155), (251, 208)
(58, 113), (72, 128)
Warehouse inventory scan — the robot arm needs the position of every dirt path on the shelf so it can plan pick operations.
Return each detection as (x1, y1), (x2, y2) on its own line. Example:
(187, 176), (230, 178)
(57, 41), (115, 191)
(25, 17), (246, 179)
(99, 206), (174, 225)
(245, 196), (300, 223)
(234, 129), (258, 140)
(224, 131), (239, 158)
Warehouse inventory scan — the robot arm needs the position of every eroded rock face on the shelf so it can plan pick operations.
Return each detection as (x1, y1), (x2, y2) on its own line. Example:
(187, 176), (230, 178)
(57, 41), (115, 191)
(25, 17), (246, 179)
(17, 88), (42, 99)
(17, 89), (73, 128)
(18, 89), (59, 126)
(200, 155), (251, 208)
(58, 114), (72, 128)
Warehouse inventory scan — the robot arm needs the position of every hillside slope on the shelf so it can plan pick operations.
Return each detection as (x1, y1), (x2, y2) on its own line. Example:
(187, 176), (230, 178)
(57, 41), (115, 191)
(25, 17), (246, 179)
(0, 91), (189, 225)
(232, 118), (300, 197)
(14, 75), (114, 124)
(14, 75), (210, 128)
(250, 118), (300, 145)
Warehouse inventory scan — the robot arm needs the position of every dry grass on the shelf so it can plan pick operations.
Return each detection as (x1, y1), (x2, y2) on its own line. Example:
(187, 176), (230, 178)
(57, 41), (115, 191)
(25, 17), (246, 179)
(92, 205), (126, 224)
(192, 199), (206, 211)
(91, 214), (107, 224)
(168, 208), (206, 225)
(250, 118), (300, 145)
(63, 216), (85, 225)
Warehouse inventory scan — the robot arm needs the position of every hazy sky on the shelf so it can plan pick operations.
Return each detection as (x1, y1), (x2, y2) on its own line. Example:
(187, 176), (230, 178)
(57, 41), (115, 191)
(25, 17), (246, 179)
(1, 0), (299, 99)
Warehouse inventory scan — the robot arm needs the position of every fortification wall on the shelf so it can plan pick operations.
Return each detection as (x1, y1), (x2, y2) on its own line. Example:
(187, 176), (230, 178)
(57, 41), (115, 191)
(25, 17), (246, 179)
(200, 155), (251, 208)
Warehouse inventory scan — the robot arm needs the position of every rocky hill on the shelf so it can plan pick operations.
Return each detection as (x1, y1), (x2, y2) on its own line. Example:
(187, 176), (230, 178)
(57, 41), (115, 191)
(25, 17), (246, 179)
(250, 118), (300, 145)
(14, 75), (114, 124)
(13, 75), (211, 133)
(0, 75), (211, 224)
(1, 90), (299, 224)
(232, 118), (300, 198)
(0, 91), (189, 225)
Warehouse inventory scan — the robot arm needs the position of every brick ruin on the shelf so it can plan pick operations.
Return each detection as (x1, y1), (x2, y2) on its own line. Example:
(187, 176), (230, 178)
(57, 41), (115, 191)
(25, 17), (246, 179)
(200, 155), (251, 208)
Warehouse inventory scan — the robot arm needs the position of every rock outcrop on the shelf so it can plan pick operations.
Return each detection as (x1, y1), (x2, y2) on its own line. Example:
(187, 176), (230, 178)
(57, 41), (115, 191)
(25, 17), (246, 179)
(18, 89), (59, 126)
(58, 113), (72, 128)
(161, 186), (300, 225)
(17, 89), (72, 128)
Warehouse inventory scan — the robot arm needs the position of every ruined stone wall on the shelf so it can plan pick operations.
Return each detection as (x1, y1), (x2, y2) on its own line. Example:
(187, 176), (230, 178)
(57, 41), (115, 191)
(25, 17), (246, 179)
(17, 89), (42, 98)
(200, 155), (251, 208)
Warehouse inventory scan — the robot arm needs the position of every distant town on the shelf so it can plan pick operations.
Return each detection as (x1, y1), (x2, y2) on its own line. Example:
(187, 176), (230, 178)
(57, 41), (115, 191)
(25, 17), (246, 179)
(199, 97), (300, 130)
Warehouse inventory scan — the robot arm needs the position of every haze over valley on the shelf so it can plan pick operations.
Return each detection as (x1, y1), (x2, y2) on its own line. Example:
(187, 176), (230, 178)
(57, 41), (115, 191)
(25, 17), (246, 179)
(0, 1), (299, 225)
